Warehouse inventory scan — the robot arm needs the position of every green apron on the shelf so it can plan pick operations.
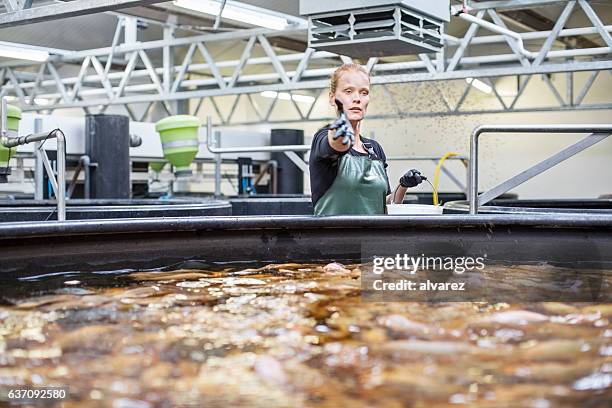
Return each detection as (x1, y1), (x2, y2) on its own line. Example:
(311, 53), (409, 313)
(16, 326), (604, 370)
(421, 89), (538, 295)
(314, 150), (388, 216)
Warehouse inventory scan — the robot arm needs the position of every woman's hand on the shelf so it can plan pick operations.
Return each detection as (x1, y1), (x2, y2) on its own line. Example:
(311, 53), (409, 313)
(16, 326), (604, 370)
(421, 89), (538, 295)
(329, 99), (355, 146)
(399, 169), (426, 188)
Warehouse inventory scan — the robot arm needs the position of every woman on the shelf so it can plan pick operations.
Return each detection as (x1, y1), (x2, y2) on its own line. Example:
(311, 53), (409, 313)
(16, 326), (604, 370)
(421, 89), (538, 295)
(309, 63), (425, 215)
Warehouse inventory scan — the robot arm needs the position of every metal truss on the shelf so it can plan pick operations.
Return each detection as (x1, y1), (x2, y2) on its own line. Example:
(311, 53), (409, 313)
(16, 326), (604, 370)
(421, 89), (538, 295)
(1, 0), (30, 12)
(0, 0), (610, 124)
(0, 0), (166, 27)
(204, 70), (612, 126)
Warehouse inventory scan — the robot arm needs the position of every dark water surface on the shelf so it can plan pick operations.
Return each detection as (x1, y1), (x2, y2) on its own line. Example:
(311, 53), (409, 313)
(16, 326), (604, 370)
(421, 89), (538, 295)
(0, 263), (610, 407)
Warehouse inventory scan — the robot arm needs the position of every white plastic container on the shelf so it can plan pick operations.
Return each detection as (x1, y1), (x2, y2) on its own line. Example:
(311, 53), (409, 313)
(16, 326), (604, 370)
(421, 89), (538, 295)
(386, 204), (444, 215)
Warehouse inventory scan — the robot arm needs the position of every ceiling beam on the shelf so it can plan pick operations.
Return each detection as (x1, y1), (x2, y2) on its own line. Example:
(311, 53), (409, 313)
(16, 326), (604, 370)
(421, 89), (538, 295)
(467, 0), (573, 11)
(500, 9), (600, 49)
(0, 0), (166, 28)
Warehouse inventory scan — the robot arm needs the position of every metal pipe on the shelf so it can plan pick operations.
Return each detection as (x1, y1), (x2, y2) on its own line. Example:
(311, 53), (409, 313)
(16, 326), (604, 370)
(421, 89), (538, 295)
(469, 124), (612, 215)
(34, 118), (43, 200)
(213, 0), (227, 31)
(466, 25), (612, 45)
(1, 129), (66, 221)
(205, 116), (310, 155)
(1, 130), (58, 147)
(387, 155), (468, 161)
(268, 160), (278, 195)
(478, 133), (608, 206)
(80, 154), (91, 199)
(0, 98), (66, 220)
(54, 129), (66, 221)
(39, 147), (58, 194)
(214, 130), (221, 197)
(129, 133), (142, 147)
(0, 40), (71, 57)
(208, 144), (311, 154)
(104, 16), (124, 76)
(458, 12), (537, 59)
(456, 0), (573, 12)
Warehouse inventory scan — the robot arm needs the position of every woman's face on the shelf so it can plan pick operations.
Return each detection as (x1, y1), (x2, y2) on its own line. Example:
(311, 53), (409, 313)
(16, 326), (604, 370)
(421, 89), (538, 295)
(330, 70), (370, 123)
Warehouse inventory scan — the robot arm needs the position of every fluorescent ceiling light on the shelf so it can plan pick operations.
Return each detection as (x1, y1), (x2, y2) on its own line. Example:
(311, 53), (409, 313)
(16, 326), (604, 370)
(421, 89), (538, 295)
(173, 0), (305, 31)
(465, 77), (492, 94)
(4, 96), (51, 106)
(34, 98), (52, 106)
(0, 44), (49, 62)
(261, 91), (315, 104)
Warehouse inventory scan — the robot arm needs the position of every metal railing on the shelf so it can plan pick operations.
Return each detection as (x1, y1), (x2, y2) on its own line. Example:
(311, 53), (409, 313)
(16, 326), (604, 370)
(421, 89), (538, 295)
(205, 116), (310, 196)
(205, 116), (474, 197)
(1, 98), (66, 220)
(469, 124), (612, 214)
(204, 116), (311, 154)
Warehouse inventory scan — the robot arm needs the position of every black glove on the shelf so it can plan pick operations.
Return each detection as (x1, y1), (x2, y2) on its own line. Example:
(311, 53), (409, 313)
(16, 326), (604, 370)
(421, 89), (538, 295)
(399, 169), (426, 188)
(329, 99), (355, 146)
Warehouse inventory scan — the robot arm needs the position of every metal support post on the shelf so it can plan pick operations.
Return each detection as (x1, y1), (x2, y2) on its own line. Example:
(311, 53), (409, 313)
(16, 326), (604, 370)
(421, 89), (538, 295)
(214, 130), (221, 198)
(33, 117), (43, 200)
(81, 155), (91, 199)
(283, 151), (309, 174)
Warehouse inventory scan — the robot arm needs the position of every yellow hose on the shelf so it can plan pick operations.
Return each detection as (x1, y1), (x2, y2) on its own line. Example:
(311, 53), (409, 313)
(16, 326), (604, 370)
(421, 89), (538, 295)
(433, 152), (458, 206)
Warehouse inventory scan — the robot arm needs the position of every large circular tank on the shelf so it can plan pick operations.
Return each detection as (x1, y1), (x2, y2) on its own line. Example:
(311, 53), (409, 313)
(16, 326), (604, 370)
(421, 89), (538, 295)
(443, 198), (612, 215)
(0, 214), (610, 276)
(0, 198), (231, 221)
(0, 214), (609, 407)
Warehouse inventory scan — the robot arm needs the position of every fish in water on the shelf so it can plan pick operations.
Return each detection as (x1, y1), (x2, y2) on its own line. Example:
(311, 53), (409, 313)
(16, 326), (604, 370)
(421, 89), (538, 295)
(0, 262), (609, 407)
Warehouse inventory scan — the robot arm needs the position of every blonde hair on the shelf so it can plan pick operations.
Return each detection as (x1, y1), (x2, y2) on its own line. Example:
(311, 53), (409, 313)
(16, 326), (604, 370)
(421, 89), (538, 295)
(329, 63), (371, 94)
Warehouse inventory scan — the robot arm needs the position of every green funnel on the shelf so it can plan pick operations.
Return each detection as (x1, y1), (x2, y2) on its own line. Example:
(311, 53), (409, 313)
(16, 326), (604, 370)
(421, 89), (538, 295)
(149, 161), (167, 173)
(155, 115), (200, 177)
(0, 104), (21, 178)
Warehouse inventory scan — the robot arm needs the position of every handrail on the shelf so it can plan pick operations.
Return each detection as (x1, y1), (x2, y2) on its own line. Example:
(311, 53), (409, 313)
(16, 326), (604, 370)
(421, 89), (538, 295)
(204, 116), (472, 194)
(386, 155), (468, 161)
(469, 124), (612, 214)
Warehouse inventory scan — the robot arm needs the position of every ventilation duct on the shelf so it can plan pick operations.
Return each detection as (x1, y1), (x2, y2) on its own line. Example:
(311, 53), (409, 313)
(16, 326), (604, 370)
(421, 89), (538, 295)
(300, 0), (450, 58)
